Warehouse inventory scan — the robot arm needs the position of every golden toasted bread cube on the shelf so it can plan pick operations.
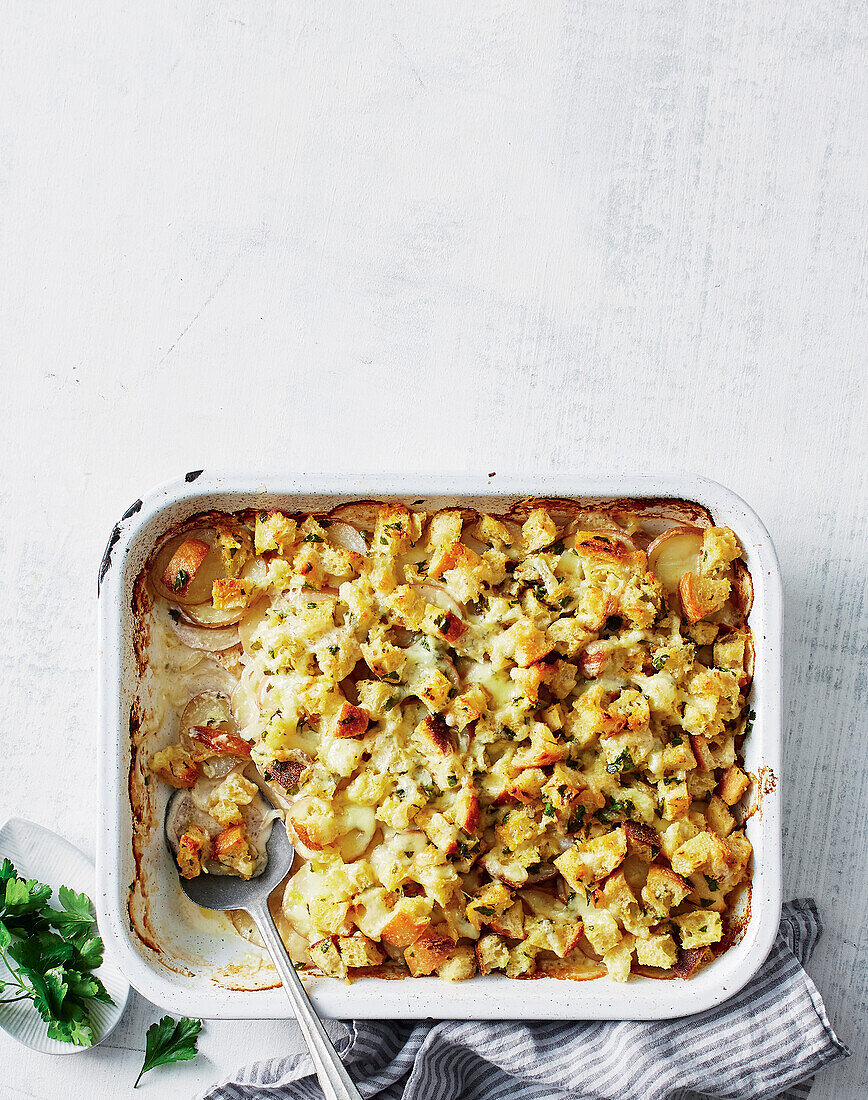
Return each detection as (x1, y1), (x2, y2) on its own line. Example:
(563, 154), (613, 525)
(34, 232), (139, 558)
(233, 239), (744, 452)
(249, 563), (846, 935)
(699, 527), (742, 575)
(635, 932), (677, 969)
(660, 780), (691, 822)
(161, 538), (209, 597)
(505, 941), (539, 978)
(418, 810), (459, 855)
(660, 738), (699, 774)
(374, 504), (422, 552)
(641, 865), (692, 916)
(488, 901), (525, 940)
(659, 820), (700, 860)
(176, 826), (209, 879)
(522, 508), (558, 552)
(670, 831), (733, 880)
(495, 808), (538, 850)
(496, 620), (552, 668)
(212, 824), (257, 879)
(383, 585), (428, 630)
(603, 934), (635, 982)
(309, 897), (351, 937)
(337, 934), (384, 969)
(428, 510), (464, 547)
(208, 773), (258, 827)
(674, 910), (723, 949)
(599, 870), (639, 922)
(255, 511), (298, 554)
(465, 882), (514, 932)
(333, 702), (370, 739)
(713, 631), (749, 679)
(436, 944), (477, 982)
(356, 679), (396, 717)
(212, 578), (250, 610)
(583, 910), (622, 956)
(380, 898), (434, 949)
(412, 667), (452, 710)
(449, 685), (489, 731)
(679, 572), (730, 623)
(554, 828), (627, 887)
(309, 937), (346, 979)
(150, 744), (198, 789)
(404, 934), (455, 977)
(706, 794), (736, 838)
(548, 617), (595, 659)
(473, 514), (513, 546)
(476, 933), (510, 975)
(719, 764), (750, 806)
(449, 785), (480, 833)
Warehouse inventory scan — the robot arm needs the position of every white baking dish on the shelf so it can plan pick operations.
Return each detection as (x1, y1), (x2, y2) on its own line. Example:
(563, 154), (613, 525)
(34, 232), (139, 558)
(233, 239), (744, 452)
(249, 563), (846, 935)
(96, 472), (781, 1020)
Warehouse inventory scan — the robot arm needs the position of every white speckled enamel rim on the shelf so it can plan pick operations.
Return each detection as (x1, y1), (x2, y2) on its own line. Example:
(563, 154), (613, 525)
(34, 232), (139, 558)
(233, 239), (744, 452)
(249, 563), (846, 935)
(96, 473), (782, 1020)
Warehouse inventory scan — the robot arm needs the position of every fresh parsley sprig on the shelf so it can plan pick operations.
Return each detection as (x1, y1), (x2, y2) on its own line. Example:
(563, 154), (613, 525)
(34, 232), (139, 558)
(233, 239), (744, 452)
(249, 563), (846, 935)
(0, 858), (114, 1046)
(135, 1014), (203, 1087)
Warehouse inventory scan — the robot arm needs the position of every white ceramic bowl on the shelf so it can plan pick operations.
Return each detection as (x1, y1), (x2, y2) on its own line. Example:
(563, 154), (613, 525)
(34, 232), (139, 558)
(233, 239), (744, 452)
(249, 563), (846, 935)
(96, 473), (782, 1020)
(0, 818), (130, 1053)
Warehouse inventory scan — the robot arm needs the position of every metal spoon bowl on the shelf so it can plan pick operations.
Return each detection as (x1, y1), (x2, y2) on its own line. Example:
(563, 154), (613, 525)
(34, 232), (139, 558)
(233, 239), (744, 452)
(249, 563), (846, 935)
(165, 791), (362, 1100)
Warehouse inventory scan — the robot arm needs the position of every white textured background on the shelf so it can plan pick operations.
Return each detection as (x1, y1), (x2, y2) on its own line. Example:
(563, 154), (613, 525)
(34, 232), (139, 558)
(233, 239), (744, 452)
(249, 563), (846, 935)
(1, 2), (865, 1097)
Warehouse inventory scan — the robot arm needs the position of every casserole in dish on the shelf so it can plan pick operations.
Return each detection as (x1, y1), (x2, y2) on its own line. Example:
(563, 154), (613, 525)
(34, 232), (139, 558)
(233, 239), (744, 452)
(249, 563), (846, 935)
(96, 473), (781, 1019)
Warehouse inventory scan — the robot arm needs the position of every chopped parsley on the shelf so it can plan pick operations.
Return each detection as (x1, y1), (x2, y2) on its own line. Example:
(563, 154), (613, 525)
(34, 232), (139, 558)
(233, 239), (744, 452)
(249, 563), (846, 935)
(651, 652), (669, 671)
(598, 796), (633, 823)
(172, 569), (189, 592)
(606, 749), (635, 774)
(302, 533), (324, 543)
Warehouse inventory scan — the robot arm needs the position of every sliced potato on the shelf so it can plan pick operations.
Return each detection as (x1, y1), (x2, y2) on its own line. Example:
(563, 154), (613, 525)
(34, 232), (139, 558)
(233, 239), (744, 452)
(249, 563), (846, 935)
(179, 690), (235, 752)
(647, 526), (704, 595)
(178, 601), (245, 627)
(238, 596), (271, 654)
(169, 617), (240, 652)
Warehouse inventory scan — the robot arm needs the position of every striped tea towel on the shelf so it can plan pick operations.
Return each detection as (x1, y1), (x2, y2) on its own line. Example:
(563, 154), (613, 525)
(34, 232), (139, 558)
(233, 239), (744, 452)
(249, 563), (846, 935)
(201, 900), (849, 1100)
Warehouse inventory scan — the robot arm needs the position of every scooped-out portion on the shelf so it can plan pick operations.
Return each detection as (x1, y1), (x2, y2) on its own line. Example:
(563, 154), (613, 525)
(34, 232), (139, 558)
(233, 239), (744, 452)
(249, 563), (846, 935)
(142, 499), (755, 985)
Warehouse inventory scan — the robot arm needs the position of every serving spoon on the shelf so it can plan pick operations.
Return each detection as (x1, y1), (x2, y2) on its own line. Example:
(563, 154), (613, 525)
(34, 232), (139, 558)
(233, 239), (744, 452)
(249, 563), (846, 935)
(165, 793), (362, 1100)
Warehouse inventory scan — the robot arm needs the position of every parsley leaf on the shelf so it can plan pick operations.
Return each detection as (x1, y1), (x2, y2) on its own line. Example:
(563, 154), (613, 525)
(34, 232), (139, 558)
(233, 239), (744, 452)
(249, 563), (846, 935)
(48, 886), (97, 942)
(0, 862), (114, 1048)
(135, 1015), (203, 1087)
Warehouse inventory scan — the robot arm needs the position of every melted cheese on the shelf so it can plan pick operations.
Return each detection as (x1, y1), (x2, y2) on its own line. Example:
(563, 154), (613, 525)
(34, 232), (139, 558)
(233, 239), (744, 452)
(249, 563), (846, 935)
(144, 505), (755, 983)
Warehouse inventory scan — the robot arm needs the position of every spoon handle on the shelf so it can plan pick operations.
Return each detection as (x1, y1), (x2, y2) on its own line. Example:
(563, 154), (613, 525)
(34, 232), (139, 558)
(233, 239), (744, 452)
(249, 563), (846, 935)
(247, 899), (363, 1100)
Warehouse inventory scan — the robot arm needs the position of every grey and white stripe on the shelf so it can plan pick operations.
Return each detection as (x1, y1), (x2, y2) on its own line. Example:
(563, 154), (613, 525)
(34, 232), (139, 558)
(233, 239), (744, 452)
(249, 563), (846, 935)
(201, 900), (848, 1100)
